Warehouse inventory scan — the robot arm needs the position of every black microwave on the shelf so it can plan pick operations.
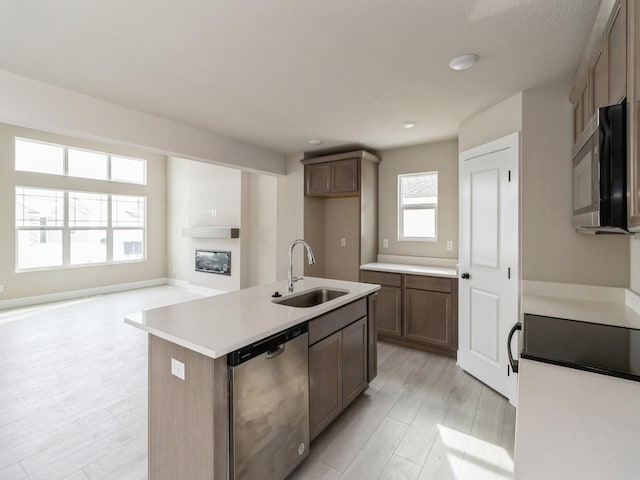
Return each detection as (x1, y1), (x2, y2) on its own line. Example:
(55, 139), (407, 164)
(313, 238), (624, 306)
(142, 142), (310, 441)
(572, 102), (628, 234)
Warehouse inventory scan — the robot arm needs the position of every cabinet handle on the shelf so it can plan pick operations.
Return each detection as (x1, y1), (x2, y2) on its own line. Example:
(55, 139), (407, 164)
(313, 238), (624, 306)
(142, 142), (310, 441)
(507, 322), (522, 374)
(461, 272), (470, 279)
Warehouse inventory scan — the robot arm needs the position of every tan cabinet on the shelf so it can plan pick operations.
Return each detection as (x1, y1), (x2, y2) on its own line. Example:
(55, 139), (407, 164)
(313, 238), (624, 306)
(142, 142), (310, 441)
(360, 269), (458, 357)
(608, 0), (627, 105)
(302, 150), (380, 282)
(360, 270), (402, 337)
(629, 0), (640, 230)
(304, 157), (358, 196)
(308, 297), (372, 440)
(341, 317), (368, 407)
(309, 331), (342, 440)
(592, 48), (608, 111)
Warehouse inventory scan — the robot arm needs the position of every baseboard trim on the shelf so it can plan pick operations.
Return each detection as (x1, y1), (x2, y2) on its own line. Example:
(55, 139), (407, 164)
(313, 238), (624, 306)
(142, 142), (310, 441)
(0, 278), (170, 311)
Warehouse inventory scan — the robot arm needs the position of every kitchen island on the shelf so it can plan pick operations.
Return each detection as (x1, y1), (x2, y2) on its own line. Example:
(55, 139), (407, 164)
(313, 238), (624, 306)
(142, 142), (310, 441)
(125, 277), (380, 480)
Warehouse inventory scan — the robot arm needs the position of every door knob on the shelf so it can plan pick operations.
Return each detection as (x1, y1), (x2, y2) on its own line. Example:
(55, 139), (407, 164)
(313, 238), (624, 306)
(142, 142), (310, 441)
(461, 272), (470, 279)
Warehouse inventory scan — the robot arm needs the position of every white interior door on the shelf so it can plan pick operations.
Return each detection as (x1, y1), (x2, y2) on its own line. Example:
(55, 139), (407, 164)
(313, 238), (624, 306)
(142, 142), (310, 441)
(459, 132), (519, 404)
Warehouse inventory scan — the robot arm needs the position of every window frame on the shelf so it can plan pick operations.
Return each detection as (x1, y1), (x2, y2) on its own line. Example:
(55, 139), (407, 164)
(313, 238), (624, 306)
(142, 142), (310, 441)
(15, 137), (147, 185)
(398, 171), (438, 242)
(15, 186), (147, 272)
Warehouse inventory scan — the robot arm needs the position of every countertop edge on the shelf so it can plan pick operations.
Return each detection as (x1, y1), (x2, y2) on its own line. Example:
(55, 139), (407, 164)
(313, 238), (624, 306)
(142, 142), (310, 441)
(360, 262), (458, 278)
(125, 280), (380, 359)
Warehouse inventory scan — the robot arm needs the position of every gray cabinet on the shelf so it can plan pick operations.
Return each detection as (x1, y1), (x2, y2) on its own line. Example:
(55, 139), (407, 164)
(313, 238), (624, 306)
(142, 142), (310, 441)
(304, 157), (358, 197)
(308, 297), (373, 440)
(302, 150), (380, 282)
(607, 0), (627, 105)
(309, 331), (342, 440)
(628, 0), (640, 231)
(361, 270), (458, 357)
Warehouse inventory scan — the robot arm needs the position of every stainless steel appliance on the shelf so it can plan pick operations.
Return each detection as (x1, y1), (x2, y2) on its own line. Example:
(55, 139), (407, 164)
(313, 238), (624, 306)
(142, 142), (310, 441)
(228, 324), (309, 480)
(572, 102), (628, 234)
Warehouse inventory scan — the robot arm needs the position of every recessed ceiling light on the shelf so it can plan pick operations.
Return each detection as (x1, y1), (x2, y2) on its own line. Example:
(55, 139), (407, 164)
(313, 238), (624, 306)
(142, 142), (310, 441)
(449, 54), (479, 71)
(402, 121), (416, 129)
(308, 139), (323, 145)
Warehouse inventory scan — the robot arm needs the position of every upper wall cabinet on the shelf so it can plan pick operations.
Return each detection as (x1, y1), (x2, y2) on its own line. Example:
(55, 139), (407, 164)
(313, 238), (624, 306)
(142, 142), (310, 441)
(628, 0), (640, 231)
(571, 0), (640, 231)
(571, 0), (628, 141)
(304, 153), (365, 197)
(608, 0), (627, 105)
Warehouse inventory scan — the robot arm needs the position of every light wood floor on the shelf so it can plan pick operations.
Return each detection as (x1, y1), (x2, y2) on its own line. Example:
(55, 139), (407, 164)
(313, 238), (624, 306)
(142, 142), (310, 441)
(0, 286), (515, 480)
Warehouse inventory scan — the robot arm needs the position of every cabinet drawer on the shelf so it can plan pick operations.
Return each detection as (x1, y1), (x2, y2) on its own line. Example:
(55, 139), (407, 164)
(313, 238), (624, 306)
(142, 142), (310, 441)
(360, 270), (402, 287)
(404, 274), (452, 293)
(308, 298), (367, 345)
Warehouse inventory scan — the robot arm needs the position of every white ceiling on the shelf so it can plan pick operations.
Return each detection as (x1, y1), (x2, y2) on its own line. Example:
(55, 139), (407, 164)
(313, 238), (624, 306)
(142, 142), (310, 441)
(0, 0), (601, 155)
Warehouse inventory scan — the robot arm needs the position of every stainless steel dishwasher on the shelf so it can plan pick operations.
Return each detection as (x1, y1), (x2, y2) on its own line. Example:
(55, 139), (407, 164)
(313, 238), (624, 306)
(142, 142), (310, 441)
(228, 323), (309, 480)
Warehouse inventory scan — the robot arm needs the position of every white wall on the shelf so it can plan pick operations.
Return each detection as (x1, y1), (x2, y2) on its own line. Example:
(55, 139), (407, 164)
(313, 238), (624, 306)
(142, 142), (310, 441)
(459, 92), (523, 152)
(378, 139), (459, 258)
(242, 171), (278, 287)
(0, 123), (167, 300)
(0, 69), (285, 175)
(167, 157), (242, 291)
(276, 154), (305, 281)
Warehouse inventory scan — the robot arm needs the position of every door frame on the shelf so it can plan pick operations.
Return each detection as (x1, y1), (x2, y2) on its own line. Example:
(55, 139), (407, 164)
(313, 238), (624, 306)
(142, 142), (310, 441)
(458, 132), (520, 405)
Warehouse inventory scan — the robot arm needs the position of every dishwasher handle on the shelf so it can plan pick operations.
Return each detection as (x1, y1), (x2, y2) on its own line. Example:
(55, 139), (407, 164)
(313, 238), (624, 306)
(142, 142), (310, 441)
(507, 322), (522, 374)
(266, 344), (285, 359)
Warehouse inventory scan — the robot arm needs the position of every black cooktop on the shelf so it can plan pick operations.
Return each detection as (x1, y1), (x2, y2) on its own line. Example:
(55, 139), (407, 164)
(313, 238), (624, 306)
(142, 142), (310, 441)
(522, 314), (640, 382)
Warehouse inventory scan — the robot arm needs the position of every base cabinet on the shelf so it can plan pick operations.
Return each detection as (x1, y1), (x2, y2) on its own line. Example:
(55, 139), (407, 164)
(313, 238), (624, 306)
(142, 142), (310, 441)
(308, 298), (371, 441)
(309, 332), (342, 439)
(361, 269), (458, 357)
(404, 288), (453, 348)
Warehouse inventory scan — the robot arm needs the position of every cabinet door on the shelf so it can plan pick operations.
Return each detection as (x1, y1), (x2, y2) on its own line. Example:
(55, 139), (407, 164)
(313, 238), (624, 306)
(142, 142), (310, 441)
(630, 0), (640, 230)
(305, 163), (331, 196)
(403, 288), (453, 349)
(331, 158), (359, 193)
(574, 98), (583, 142)
(582, 83), (591, 126)
(309, 331), (342, 440)
(608, 0), (627, 105)
(592, 48), (608, 111)
(342, 317), (368, 408)
(375, 285), (402, 337)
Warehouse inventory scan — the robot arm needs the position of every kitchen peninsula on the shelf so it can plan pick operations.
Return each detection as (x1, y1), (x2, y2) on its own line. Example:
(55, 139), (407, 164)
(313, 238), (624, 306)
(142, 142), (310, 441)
(125, 277), (380, 480)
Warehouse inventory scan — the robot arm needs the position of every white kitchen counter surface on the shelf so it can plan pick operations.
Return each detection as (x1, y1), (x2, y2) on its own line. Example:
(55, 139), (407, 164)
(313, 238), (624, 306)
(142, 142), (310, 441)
(522, 293), (640, 328)
(515, 359), (640, 479)
(125, 277), (379, 359)
(360, 262), (457, 278)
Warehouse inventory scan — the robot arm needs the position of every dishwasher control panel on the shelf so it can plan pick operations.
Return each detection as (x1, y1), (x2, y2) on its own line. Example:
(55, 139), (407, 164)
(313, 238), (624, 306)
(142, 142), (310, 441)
(227, 322), (308, 366)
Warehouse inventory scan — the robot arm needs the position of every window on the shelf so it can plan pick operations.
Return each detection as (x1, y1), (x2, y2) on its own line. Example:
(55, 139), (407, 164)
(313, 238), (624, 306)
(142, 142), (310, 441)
(15, 188), (146, 271)
(398, 172), (438, 241)
(15, 138), (146, 185)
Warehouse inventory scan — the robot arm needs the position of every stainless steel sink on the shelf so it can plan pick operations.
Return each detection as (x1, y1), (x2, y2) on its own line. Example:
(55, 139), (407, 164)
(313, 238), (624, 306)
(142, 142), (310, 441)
(273, 288), (348, 308)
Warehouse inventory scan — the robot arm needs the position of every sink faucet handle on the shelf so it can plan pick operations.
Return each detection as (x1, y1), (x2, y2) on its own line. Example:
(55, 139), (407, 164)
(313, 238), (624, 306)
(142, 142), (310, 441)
(292, 276), (303, 284)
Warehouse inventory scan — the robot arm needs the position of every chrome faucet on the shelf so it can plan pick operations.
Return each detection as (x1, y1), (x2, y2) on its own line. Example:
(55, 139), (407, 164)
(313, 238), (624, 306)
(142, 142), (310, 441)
(288, 239), (316, 293)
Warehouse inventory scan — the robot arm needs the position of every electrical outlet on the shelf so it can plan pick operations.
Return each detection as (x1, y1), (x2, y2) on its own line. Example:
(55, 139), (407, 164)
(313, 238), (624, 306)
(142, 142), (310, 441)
(0, 285), (4, 293)
(446, 240), (454, 251)
(340, 238), (346, 247)
(171, 358), (185, 380)
(211, 208), (218, 217)
(383, 238), (389, 249)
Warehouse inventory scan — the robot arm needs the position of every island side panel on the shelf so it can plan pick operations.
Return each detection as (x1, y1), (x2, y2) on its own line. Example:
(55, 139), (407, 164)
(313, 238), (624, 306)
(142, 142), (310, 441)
(149, 335), (228, 480)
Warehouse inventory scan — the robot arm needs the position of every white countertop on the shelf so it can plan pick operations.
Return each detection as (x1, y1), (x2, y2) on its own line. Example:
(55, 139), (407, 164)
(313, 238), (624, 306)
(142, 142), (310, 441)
(125, 277), (380, 359)
(521, 281), (640, 329)
(360, 262), (458, 278)
(515, 359), (640, 479)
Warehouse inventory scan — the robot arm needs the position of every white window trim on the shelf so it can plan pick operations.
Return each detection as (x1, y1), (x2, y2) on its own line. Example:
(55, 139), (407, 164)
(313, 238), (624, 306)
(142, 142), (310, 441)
(398, 171), (438, 242)
(15, 187), (147, 272)
(15, 137), (147, 185)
